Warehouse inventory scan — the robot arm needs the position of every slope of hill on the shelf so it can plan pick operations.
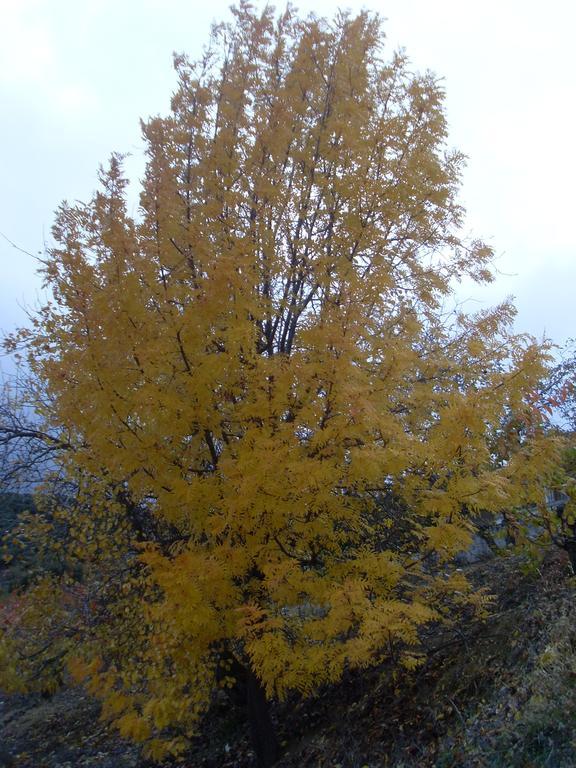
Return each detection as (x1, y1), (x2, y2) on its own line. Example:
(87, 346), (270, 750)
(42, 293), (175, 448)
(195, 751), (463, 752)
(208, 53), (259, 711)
(1, 549), (575, 768)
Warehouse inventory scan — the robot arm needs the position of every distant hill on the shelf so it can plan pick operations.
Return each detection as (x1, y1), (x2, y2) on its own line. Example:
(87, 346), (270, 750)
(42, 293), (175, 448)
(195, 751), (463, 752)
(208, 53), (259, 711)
(0, 492), (36, 535)
(0, 492), (39, 593)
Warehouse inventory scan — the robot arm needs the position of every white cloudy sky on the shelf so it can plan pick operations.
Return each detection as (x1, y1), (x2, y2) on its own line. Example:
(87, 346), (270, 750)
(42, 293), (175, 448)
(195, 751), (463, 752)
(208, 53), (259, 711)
(1, 0), (575, 376)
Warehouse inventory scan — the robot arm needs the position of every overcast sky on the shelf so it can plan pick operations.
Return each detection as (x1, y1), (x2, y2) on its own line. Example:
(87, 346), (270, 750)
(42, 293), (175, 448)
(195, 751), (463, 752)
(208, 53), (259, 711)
(1, 0), (575, 377)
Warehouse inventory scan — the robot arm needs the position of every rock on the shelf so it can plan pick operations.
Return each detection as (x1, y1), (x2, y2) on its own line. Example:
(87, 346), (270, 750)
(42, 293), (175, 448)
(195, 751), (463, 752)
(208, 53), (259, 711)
(454, 534), (494, 565)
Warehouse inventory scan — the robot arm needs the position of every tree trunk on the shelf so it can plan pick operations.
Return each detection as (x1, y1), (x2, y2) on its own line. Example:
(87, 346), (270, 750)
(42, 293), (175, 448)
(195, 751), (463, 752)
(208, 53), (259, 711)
(563, 538), (576, 573)
(245, 666), (280, 768)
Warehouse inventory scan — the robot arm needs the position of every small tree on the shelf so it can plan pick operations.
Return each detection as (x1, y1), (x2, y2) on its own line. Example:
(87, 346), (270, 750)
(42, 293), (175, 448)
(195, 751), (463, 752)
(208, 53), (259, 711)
(5, 5), (559, 765)
(526, 342), (576, 569)
(540, 340), (576, 430)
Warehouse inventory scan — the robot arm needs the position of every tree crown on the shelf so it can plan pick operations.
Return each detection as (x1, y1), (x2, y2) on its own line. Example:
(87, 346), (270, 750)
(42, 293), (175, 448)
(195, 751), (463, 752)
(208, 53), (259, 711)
(3, 4), (559, 760)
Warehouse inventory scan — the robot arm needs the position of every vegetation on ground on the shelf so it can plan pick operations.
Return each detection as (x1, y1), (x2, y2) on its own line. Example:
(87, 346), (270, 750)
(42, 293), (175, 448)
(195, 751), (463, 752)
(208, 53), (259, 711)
(2, 550), (576, 767)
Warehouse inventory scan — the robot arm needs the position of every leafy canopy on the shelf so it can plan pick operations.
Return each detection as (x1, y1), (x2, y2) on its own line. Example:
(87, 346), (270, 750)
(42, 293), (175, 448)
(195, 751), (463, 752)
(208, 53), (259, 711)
(5, 2), (558, 759)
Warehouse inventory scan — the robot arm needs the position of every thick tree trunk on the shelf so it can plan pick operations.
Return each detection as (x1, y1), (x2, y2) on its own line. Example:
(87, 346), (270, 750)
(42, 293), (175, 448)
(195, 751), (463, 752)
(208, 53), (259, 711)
(245, 666), (280, 768)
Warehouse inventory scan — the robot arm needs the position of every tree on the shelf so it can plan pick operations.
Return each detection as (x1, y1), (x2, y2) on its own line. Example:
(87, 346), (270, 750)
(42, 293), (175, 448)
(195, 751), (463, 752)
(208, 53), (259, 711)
(522, 341), (576, 569)
(0, 373), (70, 492)
(541, 339), (576, 430)
(4, 5), (559, 765)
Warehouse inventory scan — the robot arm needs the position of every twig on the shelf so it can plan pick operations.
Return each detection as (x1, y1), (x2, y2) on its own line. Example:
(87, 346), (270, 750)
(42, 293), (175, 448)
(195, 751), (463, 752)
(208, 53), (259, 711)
(448, 696), (468, 738)
(0, 230), (39, 260)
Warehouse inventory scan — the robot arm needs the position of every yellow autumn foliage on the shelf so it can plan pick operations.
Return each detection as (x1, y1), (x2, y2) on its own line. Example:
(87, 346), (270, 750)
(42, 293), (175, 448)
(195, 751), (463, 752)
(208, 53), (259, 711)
(4, 3), (559, 757)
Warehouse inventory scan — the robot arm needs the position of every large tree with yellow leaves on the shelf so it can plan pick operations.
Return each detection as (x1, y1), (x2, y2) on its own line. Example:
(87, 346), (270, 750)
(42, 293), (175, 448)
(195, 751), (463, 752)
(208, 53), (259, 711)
(5, 4), (558, 765)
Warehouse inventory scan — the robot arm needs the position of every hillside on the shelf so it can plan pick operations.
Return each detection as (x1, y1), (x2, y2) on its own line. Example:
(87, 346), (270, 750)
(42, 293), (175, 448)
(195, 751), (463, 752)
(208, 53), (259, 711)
(0, 494), (35, 535)
(2, 548), (575, 768)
